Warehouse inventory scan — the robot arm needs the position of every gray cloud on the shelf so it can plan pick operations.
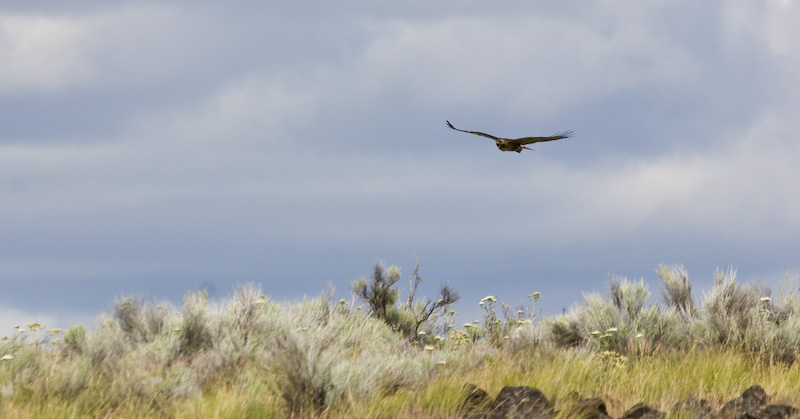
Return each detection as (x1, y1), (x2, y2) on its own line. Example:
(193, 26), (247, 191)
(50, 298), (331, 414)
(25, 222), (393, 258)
(1, 0), (799, 332)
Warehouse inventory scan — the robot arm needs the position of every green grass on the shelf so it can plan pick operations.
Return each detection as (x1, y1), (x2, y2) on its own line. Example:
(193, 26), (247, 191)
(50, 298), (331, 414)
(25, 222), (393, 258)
(3, 348), (800, 418)
(2, 264), (800, 417)
(359, 348), (800, 418)
(42, 348), (800, 418)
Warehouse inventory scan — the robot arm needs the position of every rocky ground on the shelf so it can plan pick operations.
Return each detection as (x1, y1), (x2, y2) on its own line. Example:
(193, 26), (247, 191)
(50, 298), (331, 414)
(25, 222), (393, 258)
(461, 384), (798, 418)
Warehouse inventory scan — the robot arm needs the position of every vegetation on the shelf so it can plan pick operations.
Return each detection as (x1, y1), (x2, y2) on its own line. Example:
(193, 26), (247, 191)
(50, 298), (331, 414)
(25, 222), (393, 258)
(2, 262), (800, 417)
(350, 261), (459, 340)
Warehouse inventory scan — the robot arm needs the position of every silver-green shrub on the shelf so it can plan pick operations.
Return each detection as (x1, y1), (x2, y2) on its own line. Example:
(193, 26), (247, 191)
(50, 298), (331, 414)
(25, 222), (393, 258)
(542, 266), (800, 362)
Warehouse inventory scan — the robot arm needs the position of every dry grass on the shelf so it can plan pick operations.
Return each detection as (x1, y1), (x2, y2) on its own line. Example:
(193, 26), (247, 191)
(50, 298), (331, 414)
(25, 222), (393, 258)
(356, 347), (800, 418)
(3, 265), (800, 417)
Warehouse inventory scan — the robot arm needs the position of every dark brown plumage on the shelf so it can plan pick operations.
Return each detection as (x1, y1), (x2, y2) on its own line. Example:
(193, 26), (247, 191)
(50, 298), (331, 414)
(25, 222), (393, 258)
(446, 120), (572, 153)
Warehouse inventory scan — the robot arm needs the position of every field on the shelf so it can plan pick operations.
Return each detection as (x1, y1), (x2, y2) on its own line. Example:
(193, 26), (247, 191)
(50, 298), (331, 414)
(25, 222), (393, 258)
(2, 264), (800, 418)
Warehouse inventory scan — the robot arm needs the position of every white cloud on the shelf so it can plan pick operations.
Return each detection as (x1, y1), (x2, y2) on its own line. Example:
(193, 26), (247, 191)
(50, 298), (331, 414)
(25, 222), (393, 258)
(719, 1), (800, 59)
(763, 1), (800, 59)
(0, 5), (209, 94)
(520, 101), (800, 246)
(353, 15), (698, 119)
(124, 73), (319, 148)
(0, 14), (95, 93)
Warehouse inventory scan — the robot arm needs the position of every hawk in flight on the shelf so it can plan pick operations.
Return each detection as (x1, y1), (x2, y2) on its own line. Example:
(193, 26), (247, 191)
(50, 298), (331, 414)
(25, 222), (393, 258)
(446, 120), (573, 153)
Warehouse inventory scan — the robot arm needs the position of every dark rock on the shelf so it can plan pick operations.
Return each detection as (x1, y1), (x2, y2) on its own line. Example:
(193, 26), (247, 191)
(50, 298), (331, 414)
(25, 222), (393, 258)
(489, 386), (553, 419)
(458, 383), (798, 419)
(462, 384), (494, 416)
(758, 404), (799, 419)
(561, 397), (612, 419)
(719, 385), (768, 419)
(620, 402), (664, 419)
(671, 396), (713, 418)
(742, 385), (768, 405)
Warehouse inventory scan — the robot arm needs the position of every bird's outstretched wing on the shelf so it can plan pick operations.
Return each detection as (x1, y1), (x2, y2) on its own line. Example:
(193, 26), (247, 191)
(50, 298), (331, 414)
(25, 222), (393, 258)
(511, 131), (573, 145)
(446, 121), (573, 145)
(445, 120), (503, 141)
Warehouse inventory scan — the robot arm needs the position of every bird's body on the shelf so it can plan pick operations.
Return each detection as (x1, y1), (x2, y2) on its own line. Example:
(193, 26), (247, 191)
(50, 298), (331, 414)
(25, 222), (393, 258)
(446, 120), (572, 153)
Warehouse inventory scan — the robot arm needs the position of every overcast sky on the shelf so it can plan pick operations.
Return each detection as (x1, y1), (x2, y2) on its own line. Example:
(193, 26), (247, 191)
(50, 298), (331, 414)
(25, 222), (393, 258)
(2, 1), (800, 333)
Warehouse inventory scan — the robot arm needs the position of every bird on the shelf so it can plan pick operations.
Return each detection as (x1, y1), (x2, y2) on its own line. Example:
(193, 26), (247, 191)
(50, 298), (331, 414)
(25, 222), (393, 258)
(446, 120), (573, 153)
